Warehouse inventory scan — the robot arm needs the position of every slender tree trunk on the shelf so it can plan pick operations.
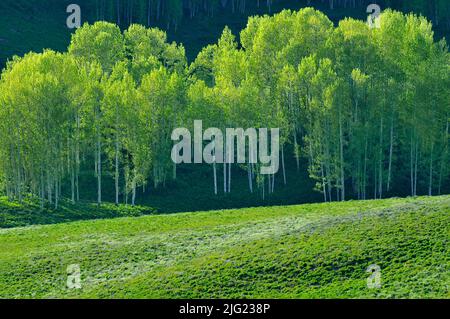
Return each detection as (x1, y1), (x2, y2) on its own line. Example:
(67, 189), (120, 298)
(387, 112), (394, 192)
(228, 153), (231, 193)
(428, 143), (434, 196)
(213, 162), (217, 195)
(223, 162), (227, 193)
(356, 154), (361, 200)
(262, 177), (265, 200)
(414, 140), (419, 196)
(71, 152), (75, 204)
(173, 162), (177, 180)
(132, 175), (136, 206)
(39, 170), (44, 209)
(363, 134), (368, 200)
(55, 176), (59, 210)
(97, 133), (102, 206)
(117, 0), (121, 25)
(268, 174), (272, 193)
(75, 114), (80, 202)
(326, 129), (332, 201)
(379, 117), (383, 198)
(438, 120), (449, 195)
(16, 135), (22, 203)
(281, 145), (286, 185)
(410, 133), (414, 196)
(47, 171), (52, 204)
(115, 136), (119, 205)
(339, 109), (345, 201)
(272, 174), (275, 193)
(147, 0), (151, 25)
(321, 164), (327, 202)
(124, 167), (128, 205)
(374, 157), (377, 199)
(293, 131), (299, 172)
(248, 162), (253, 193)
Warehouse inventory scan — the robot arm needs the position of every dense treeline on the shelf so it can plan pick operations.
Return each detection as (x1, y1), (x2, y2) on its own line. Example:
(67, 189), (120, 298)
(79, 0), (450, 30)
(25, 0), (450, 32)
(0, 8), (449, 208)
(2, 1), (449, 69)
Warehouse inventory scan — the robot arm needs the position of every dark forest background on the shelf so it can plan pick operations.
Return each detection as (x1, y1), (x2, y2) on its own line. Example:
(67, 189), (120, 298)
(1, 0), (449, 66)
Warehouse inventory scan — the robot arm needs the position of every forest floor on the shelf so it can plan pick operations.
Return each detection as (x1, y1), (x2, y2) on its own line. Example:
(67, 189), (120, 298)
(0, 158), (324, 228)
(0, 195), (448, 298)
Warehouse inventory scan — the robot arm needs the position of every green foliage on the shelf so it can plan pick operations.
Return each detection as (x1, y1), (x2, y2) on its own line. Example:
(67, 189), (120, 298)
(69, 22), (125, 74)
(0, 8), (449, 210)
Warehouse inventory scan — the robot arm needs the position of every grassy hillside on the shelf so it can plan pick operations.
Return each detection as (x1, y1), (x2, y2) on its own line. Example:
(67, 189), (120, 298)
(0, 197), (156, 228)
(0, 195), (448, 299)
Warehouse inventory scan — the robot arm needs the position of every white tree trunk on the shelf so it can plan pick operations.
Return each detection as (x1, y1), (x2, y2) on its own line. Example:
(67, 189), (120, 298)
(76, 115), (80, 202)
(363, 136), (368, 200)
(132, 176), (136, 206)
(410, 133), (414, 196)
(271, 173), (275, 193)
(115, 137), (119, 205)
(173, 162), (177, 180)
(213, 162), (217, 195)
(387, 114), (394, 191)
(321, 164), (327, 202)
(228, 163), (231, 193)
(71, 162), (75, 204)
(248, 163), (253, 193)
(223, 162), (227, 193)
(293, 131), (299, 172)
(379, 117), (383, 198)
(438, 120), (449, 195)
(97, 134), (102, 206)
(414, 140), (419, 196)
(281, 145), (286, 185)
(339, 109), (345, 201)
(428, 144), (433, 196)
(55, 178), (59, 210)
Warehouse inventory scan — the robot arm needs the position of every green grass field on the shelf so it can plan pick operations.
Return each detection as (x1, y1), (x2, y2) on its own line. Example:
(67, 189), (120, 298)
(0, 195), (448, 299)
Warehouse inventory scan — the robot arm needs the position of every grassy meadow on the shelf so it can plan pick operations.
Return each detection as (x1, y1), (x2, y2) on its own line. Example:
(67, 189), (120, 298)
(0, 195), (448, 299)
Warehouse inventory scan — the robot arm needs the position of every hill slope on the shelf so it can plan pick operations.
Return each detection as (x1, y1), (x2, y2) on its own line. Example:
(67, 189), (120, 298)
(0, 195), (448, 298)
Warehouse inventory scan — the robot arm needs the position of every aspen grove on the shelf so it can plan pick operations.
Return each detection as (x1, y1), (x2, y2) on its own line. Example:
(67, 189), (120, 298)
(0, 8), (449, 208)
